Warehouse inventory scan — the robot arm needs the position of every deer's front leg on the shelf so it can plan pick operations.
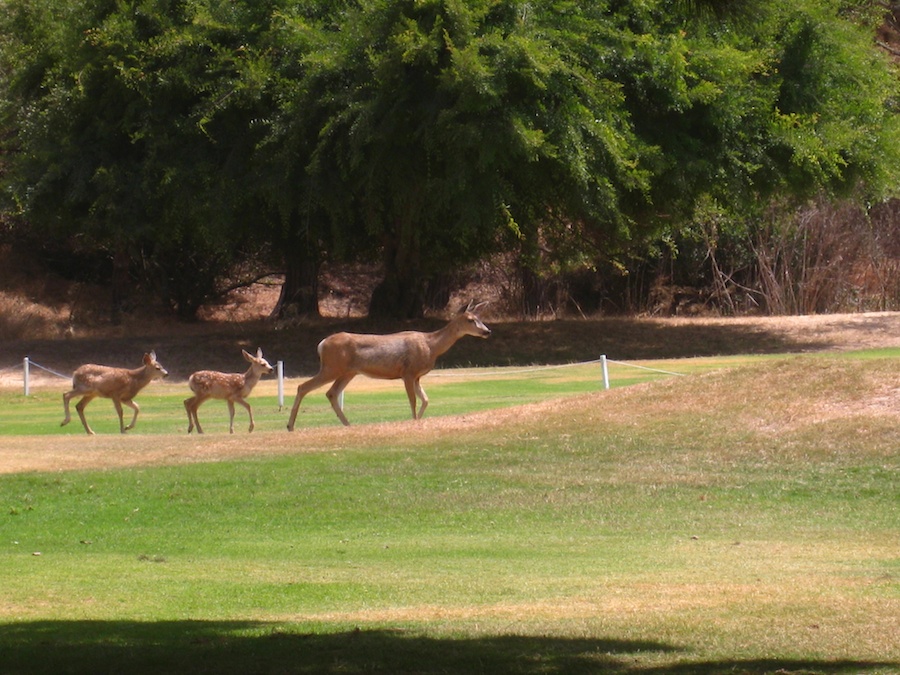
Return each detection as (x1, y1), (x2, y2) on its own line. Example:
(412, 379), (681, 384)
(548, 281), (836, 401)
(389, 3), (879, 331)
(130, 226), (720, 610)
(414, 380), (428, 419)
(403, 377), (427, 420)
(227, 400), (236, 434)
(122, 399), (140, 432)
(235, 398), (254, 432)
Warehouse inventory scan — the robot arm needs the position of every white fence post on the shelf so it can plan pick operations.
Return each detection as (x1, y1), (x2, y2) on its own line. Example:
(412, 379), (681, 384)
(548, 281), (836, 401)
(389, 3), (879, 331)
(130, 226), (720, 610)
(277, 360), (284, 411)
(23, 357), (30, 396)
(600, 354), (610, 390)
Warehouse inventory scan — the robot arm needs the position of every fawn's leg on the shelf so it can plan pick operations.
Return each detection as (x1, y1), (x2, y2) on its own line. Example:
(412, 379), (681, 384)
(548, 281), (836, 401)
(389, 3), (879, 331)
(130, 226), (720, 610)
(75, 395), (97, 435)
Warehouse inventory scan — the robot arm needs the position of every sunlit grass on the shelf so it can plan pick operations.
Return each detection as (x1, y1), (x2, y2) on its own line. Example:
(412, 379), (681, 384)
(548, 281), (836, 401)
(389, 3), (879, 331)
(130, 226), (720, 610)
(0, 352), (897, 674)
(1, 353), (775, 435)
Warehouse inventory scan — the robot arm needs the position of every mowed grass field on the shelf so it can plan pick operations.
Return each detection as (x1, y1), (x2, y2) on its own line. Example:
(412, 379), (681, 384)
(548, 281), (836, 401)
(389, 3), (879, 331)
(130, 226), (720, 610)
(0, 350), (898, 674)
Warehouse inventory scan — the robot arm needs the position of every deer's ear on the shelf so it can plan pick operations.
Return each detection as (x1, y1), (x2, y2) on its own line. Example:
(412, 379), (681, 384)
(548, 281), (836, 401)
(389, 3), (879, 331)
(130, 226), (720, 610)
(256, 347), (263, 359)
(144, 352), (155, 365)
(242, 349), (253, 362)
(471, 301), (488, 314)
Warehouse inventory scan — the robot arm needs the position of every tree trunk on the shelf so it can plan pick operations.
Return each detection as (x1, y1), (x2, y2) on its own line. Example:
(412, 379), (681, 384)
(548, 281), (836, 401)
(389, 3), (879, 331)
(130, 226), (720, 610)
(423, 273), (454, 313)
(368, 224), (427, 319)
(518, 223), (546, 318)
(521, 265), (548, 318)
(369, 269), (427, 319)
(273, 250), (320, 319)
(110, 245), (131, 325)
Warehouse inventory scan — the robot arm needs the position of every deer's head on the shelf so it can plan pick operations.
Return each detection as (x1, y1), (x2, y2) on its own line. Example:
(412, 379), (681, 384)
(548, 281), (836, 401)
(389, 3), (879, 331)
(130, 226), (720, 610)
(243, 347), (275, 375)
(144, 351), (169, 379)
(458, 301), (491, 338)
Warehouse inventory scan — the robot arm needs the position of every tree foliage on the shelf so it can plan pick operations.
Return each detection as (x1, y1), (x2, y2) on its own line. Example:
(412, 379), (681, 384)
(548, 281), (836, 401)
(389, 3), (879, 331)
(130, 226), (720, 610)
(1, 0), (898, 319)
(0, 0), (275, 317)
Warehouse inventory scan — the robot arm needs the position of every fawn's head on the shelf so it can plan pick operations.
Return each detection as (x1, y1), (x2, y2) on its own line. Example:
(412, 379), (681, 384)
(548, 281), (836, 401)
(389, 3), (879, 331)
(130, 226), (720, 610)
(143, 351), (169, 379)
(243, 348), (275, 375)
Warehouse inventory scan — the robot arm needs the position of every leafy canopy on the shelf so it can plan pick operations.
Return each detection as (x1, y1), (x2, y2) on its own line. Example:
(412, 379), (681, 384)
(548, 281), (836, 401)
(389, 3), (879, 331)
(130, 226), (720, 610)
(1, 0), (898, 317)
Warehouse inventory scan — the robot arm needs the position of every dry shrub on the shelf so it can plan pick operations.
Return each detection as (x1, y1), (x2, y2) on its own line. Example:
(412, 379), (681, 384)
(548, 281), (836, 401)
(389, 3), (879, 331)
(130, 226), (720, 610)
(0, 245), (74, 339)
(0, 292), (69, 340)
(752, 198), (900, 314)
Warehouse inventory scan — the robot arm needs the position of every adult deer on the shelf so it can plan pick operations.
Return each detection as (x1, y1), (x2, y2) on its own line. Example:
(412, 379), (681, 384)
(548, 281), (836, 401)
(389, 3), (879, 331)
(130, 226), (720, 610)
(184, 348), (274, 434)
(287, 301), (491, 429)
(61, 351), (168, 435)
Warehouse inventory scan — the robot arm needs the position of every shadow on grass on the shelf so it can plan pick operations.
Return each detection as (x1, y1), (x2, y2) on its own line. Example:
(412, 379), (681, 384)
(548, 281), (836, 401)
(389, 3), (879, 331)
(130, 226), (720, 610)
(1, 621), (896, 675)
(429, 316), (885, 368)
(11, 312), (898, 378)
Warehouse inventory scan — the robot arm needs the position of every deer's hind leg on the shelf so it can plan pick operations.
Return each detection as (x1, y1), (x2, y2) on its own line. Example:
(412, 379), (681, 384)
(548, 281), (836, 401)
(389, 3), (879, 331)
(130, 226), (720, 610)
(61, 389), (79, 427)
(287, 371), (338, 431)
(184, 396), (195, 433)
(326, 374), (356, 426)
(74, 394), (97, 435)
(184, 395), (207, 434)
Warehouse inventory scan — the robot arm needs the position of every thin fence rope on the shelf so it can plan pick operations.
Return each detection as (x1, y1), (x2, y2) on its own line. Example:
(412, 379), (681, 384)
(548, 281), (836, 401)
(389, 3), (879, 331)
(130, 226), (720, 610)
(25, 360), (70, 380)
(429, 358), (606, 378)
(9, 354), (683, 402)
(8, 357), (683, 382)
(605, 359), (685, 377)
(430, 357), (685, 379)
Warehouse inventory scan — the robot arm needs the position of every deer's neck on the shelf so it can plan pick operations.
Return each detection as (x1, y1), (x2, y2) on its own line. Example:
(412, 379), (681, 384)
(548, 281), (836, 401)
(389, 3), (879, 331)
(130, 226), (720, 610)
(243, 367), (262, 389)
(118, 366), (154, 397)
(427, 323), (464, 358)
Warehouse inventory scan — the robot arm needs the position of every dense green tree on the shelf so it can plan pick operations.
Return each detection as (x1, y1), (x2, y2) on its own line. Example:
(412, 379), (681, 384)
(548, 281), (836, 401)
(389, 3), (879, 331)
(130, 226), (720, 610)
(2, 0), (898, 319)
(283, 0), (654, 317)
(270, 0), (900, 318)
(247, 1), (354, 318)
(0, 0), (275, 317)
(522, 0), (900, 311)
(616, 0), (900, 314)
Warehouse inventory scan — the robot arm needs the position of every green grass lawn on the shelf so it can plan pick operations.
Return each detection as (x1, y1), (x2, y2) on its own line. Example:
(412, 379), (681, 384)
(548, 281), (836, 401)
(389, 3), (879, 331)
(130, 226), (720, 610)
(0, 352), (897, 674)
(1, 354), (767, 435)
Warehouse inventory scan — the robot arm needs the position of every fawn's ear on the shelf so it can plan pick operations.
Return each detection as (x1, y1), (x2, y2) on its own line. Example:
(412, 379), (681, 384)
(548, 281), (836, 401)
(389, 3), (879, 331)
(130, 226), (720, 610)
(144, 352), (154, 365)
(256, 347), (263, 359)
(242, 349), (253, 362)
